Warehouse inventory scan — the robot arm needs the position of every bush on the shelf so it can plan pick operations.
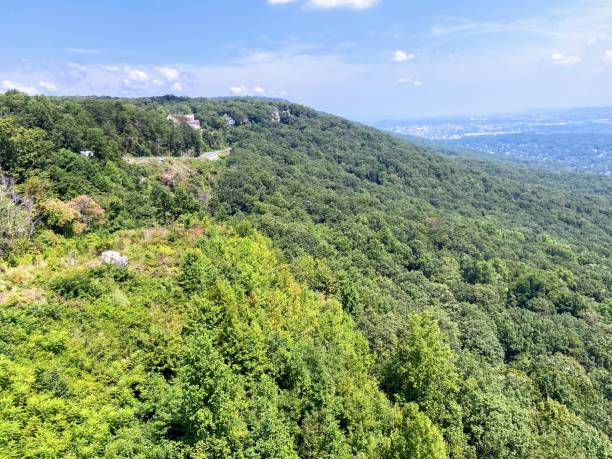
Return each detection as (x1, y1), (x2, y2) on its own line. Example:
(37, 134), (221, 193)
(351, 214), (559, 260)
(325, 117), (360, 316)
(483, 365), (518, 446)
(68, 195), (105, 229)
(51, 271), (105, 299)
(41, 195), (105, 235)
(41, 198), (81, 234)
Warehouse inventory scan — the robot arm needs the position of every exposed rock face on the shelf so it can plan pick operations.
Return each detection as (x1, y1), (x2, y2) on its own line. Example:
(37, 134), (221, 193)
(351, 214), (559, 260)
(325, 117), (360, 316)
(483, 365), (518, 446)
(271, 107), (281, 123)
(272, 107), (291, 124)
(160, 173), (175, 186)
(166, 114), (201, 130)
(101, 250), (128, 267)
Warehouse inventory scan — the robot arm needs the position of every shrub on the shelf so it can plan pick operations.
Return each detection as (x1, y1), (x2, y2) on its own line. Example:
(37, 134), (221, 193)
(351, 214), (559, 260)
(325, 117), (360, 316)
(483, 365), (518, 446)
(40, 198), (81, 234)
(51, 271), (104, 299)
(41, 195), (105, 235)
(68, 195), (105, 229)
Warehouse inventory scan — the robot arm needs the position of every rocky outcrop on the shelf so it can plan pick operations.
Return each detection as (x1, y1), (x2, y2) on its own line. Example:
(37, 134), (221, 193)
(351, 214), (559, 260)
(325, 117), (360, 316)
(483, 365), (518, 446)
(101, 251), (128, 267)
(271, 107), (281, 123)
(272, 107), (292, 124)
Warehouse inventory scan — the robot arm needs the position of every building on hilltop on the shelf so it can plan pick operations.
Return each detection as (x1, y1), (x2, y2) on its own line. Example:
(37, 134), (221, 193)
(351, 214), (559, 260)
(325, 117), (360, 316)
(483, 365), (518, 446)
(80, 150), (95, 158)
(167, 114), (201, 130)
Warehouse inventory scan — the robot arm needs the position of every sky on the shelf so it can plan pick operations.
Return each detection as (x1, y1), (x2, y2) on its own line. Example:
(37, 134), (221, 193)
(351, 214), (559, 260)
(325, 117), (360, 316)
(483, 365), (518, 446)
(2, 0), (612, 119)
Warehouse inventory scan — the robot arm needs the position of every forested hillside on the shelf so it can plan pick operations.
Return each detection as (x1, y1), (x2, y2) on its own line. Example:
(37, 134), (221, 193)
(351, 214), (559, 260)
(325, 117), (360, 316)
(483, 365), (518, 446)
(1, 91), (611, 458)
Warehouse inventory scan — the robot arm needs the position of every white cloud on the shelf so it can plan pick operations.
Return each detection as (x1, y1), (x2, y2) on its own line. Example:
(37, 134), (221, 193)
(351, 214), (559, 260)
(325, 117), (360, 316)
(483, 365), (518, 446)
(1, 80), (37, 95)
(230, 85), (248, 96)
(101, 65), (120, 72)
(1, 52), (335, 103)
(228, 85), (270, 96)
(604, 50), (612, 62)
(428, 2), (612, 45)
(158, 66), (179, 81)
(172, 82), (183, 92)
(305, 0), (379, 9)
(124, 66), (149, 82)
(397, 77), (423, 87)
(38, 81), (58, 92)
(68, 62), (87, 72)
(393, 50), (415, 63)
(587, 37), (599, 46)
(67, 63), (88, 80)
(550, 52), (581, 66)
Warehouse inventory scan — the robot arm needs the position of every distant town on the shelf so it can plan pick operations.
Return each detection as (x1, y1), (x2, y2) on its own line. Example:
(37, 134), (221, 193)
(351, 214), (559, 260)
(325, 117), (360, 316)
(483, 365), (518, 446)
(375, 107), (612, 175)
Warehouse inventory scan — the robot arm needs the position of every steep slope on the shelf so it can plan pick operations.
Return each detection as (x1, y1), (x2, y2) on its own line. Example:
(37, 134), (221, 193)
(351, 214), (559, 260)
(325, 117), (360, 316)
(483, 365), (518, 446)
(2, 223), (438, 457)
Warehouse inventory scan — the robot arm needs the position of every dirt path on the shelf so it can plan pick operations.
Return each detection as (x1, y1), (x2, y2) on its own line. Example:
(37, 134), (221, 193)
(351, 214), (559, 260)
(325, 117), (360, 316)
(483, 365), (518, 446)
(123, 148), (232, 165)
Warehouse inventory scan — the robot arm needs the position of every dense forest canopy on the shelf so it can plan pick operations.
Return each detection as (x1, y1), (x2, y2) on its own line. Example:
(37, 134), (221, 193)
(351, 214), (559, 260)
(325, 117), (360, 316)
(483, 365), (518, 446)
(1, 91), (611, 458)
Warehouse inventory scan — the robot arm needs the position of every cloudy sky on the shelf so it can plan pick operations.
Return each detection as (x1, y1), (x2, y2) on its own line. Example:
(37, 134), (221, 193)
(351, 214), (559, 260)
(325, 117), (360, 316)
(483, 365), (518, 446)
(2, 0), (612, 119)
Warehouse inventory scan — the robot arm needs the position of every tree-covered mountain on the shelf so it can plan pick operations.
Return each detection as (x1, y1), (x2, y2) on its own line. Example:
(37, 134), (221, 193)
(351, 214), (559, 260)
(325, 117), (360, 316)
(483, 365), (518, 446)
(1, 91), (611, 458)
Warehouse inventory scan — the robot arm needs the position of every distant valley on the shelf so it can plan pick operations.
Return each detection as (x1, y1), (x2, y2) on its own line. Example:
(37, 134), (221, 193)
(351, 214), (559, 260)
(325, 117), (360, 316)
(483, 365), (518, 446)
(375, 107), (612, 175)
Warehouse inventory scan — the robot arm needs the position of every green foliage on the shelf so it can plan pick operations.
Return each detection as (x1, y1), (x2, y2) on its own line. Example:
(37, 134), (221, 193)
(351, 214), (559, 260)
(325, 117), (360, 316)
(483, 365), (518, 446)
(381, 313), (466, 456)
(382, 313), (458, 407)
(0, 115), (54, 180)
(0, 224), (399, 457)
(50, 269), (106, 299)
(1, 92), (611, 458)
(533, 399), (612, 458)
(386, 404), (447, 459)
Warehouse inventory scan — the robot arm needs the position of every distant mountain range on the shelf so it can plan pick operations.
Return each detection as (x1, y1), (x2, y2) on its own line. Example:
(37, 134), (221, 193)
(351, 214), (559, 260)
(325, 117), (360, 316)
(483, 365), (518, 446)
(374, 107), (612, 175)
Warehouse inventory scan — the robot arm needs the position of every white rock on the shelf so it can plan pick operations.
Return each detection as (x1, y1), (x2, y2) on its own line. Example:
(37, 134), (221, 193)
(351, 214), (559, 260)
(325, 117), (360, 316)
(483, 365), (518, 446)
(101, 250), (128, 267)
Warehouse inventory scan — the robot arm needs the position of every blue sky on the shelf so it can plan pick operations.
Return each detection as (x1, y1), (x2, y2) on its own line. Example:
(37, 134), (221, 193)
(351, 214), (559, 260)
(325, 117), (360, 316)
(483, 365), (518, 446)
(2, 0), (612, 119)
